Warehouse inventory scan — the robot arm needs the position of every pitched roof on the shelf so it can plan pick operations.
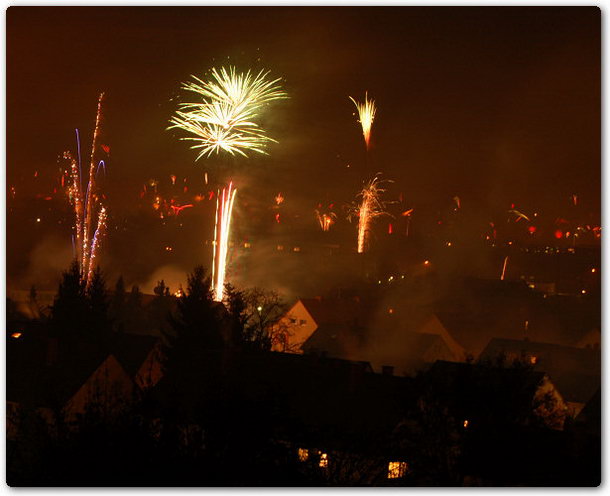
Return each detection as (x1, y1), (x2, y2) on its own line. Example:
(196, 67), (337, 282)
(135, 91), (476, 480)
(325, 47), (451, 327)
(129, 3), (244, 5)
(479, 338), (600, 404)
(111, 333), (159, 378)
(298, 297), (365, 326)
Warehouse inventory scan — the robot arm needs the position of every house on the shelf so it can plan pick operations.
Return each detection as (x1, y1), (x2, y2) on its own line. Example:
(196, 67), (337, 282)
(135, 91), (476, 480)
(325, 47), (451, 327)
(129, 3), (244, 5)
(425, 360), (569, 430)
(272, 297), (364, 352)
(479, 338), (600, 417)
(7, 333), (138, 435)
(111, 333), (163, 390)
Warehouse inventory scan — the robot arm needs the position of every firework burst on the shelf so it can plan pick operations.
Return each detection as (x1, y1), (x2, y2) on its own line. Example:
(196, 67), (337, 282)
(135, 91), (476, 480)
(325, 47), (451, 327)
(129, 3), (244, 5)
(316, 210), (337, 232)
(169, 66), (288, 159)
(349, 92), (376, 150)
(212, 182), (237, 301)
(350, 176), (391, 254)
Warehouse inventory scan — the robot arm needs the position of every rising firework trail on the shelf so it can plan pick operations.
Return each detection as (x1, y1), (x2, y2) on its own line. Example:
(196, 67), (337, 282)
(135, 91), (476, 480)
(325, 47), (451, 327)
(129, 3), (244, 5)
(349, 92), (376, 150)
(500, 255), (509, 281)
(169, 66), (288, 158)
(351, 176), (391, 253)
(65, 93), (109, 288)
(212, 182), (237, 301)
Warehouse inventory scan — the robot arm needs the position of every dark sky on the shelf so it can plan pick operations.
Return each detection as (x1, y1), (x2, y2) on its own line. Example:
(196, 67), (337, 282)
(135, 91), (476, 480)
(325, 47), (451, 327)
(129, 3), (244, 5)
(7, 6), (600, 220)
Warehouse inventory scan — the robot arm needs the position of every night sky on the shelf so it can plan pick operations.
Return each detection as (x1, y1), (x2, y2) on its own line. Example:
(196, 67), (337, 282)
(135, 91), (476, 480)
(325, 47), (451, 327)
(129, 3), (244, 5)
(6, 6), (601, 289)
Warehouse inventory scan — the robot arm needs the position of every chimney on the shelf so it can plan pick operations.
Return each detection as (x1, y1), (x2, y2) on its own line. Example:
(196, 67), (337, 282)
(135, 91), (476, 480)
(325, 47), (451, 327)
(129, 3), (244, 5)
(382, 365), (394, 376)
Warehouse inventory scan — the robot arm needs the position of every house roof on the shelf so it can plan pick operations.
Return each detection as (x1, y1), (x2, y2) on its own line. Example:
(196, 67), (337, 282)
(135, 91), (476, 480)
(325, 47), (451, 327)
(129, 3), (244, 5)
(479, 338), (600, 404)
(297, 297), (365, 326)
(111, 333), (159, 378)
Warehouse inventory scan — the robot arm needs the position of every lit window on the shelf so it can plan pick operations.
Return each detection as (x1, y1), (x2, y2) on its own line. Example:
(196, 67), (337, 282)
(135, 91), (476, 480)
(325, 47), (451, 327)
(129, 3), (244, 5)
(298, 448), (309, 462)
(388, 461), (407, 479)
(319, 453), (328, 468)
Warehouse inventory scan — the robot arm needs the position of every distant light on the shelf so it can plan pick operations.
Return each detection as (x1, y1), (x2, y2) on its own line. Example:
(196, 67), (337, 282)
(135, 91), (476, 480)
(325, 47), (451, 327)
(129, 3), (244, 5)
(36, 218), (41, 223)
(244, 242), (251, 248)
(424, 260), (430, 266)
(581, 289), (587, 295)
(293, 246), (301, 252)
(297, 448), (309, 462)
(446, 242), (452, 247)
(277, 245), (284, 251)
(11, 332), (22, 339)
(528, 226), (537, 234)
(591, 268), (597, 273)
(388, 276), (394, 282)
(388, 308), (394, 314)
(530, 356), (538, 365)
(257, 306), (263, 312)
(387, 461), (408, 479)
(554, 230), (563, 240)
(174, 289), (183, 298)
(463, 419), (469, 428)
(165, 246), (173, 252)
(319, 452), (329, 468)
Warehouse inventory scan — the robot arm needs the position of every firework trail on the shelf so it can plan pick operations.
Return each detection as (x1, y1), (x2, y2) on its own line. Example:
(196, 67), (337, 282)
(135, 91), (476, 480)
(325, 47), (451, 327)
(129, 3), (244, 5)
(500, 255), (509, 281)
(350, 176), (391, 253)
(212, 182), (237, 302)
(65, 93), (109, 288)
(349, 92), (376, 150)
(169, 66), (288, 158)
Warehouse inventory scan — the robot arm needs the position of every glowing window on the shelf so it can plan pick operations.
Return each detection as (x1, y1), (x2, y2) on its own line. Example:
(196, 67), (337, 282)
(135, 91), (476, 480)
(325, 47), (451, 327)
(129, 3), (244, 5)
(298, 448), (308, 462)
(319, 453), (328, 468)
(388, 461), (407, 479)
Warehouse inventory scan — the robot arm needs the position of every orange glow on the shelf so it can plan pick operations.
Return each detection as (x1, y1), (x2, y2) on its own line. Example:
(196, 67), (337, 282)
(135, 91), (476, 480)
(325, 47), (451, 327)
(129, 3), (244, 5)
(319, 453), (328, 468)
(530, 356), (538, 365)
(11, 332), (22, 339)
(424, 260), (430, 266)
(463, 419), (469, 428)
(554, 229), (563, 239)
(591, 268), (597, 273)
(388, 308), (394, 314)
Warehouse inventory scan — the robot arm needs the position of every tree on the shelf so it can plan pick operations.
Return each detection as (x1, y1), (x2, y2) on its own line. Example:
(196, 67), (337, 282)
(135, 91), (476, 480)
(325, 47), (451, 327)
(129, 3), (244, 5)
(86, 266), (112, 342)
(50, 260), (88, 344)
(150, 279), (173, 335)
(162, 266), (224, 381)
(243, 288), (287, 351)
(110, 276), (127, 333)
